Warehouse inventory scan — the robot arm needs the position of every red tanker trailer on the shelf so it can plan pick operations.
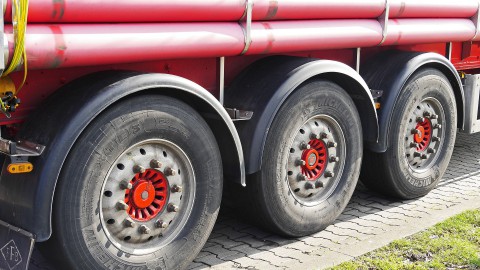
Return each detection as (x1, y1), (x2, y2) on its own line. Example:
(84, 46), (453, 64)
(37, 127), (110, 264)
(0, 0), (479, 269)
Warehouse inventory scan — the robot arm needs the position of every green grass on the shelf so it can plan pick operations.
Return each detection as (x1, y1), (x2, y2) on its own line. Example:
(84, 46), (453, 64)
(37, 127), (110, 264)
(330, 209), (480, 270)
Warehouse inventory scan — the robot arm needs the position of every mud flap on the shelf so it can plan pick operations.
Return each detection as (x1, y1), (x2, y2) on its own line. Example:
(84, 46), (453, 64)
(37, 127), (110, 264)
(0, 220), (34, 270)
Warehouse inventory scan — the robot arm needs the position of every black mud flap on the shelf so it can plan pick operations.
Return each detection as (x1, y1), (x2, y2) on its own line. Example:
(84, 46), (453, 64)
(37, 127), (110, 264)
(0, 220), (34, 270)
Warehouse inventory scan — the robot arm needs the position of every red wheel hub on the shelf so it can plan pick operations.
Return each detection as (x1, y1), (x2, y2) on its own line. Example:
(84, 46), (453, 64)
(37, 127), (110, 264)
(125, 169), (168, 221)
(414, 119), (432, 152)
(301, 139), (328, 180)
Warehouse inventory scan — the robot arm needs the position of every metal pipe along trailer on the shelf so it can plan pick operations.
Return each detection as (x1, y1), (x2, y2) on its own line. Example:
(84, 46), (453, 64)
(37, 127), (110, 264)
(0, 0), (479, 269)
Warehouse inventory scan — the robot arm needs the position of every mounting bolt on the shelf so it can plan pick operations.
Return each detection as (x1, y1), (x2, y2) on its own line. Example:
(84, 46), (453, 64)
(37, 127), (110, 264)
(297, 174), (306, 181)
(432, 136), (441, 142)
(133, 165), (146, 174)
(430, 114), (438, 119)
(116, 200), (129, 211)
(150, 159), (162, 169)
(327, 141), (337, 148)
(124, 218), (135, 228)
(310, 133), (320, 140)
(427, 148), (436, 154)
(139, 225), (151, 234)
(421, 154), (428, 160)
(171, 184), (182, 193)
(434, 124), (442, 129)
(304, 182), (315, 189)
(416, 117), (425, 123)
(329, 156), (339, 163)
(315, 180), (324, 188)
(413, 152), (421, 157)
(296, 159), (306, 166)
(320, 132), (329, 139)
(411, 129), (421, 136)
(300, 142), (311, 150)
(410, 142), (419, 148)
(423, 111), (431, 118)
(164, 167), (176, 176)
(155, 220), (168, 229)
(120, 180), (133, 190)
(167, 203), (179, 213)
(324, 171), (334, 178)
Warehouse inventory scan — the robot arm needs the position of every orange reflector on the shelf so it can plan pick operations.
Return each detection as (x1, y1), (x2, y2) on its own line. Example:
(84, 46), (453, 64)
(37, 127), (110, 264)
(7, 163), (33, 174)
(375, 102), (381, 109)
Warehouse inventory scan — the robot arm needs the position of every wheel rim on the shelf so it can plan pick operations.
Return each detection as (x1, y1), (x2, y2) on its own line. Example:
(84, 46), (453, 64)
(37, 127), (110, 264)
(286, 115), (346, 206)
(404, 97), (445, 172)
(99, 139), (195, 255)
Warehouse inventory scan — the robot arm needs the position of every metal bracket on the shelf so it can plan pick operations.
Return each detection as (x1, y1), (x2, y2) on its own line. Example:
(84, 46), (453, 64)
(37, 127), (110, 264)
(0, 138), (45, 163)
(225, 108), (254, 121)
(446, 42), (453, 61)
(218, 57), (225, 105)
(355, 48), (361, 73)
(378, 0), (390, 45)
(370, 89), (384, 99)
(472, 1), (480, 40)
(240, 0), (253, 55)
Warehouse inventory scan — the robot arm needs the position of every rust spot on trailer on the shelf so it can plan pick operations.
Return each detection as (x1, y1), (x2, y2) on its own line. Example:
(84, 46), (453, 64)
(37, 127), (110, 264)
(49, 25), (67, 68)
(260, 22), (275, 54)
(397, 1), (406, 17)
(52, 0), (65, 20)
(264, 0), (279, 20)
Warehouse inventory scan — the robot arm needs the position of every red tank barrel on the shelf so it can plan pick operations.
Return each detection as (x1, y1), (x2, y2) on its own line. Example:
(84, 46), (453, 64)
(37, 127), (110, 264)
(3, 0), (478, 23)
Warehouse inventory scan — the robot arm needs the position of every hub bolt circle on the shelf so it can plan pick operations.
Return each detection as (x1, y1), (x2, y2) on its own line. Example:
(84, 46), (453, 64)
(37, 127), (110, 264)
(164, 167), (176, 176)
(124, 218), (135, 228)
(133, 165), (146, 174)
(139, 225), (151, 234)
(155, 220), (168, 228)
(327, 141), (337, 148)
(120, 180), (133, 190)
(167, 203), (179, 213)
(329, 156), (339, 163)
(324, 171), (334, 178)
(116, 200), (129, 211)
(171, 184), (183, 193)
(150, 159), (162, 169)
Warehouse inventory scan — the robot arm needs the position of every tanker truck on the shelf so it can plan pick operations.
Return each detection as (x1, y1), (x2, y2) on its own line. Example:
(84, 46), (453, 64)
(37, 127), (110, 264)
(0, 0), (479, 269)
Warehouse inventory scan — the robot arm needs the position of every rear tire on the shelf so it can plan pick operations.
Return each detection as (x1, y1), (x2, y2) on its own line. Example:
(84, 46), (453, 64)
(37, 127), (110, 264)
(43, 95), (222, 270)
(246, 80), (363, 237)
(361, 68), (457, 199)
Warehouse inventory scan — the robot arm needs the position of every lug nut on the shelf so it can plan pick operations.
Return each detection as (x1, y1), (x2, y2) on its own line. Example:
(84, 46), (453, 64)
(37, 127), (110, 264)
(164, 167), (176, 176)
(410, 142), (419, 148)
(139, 225), (151, 234)
(315, 180), (324, 188)
(427, 148), (436, 154)
(133, 165), (146, 174)
(423, 111), (431, 118)
(432, 136), (440, 142)
(296, 159), (306, 166)
(124, 218), (135, 228)
(120, 180), (133, 190)
(320, 132), (329, 139)
(324, 171), (334, 178)
(300, 142), (311, 150)
(310, 133), (320, 140)
(421, 154), (428, 160)
(430, 114), (438, 119)
(297, 174), (306, 181)
(434, 124), (442, 129)
(413, 152), (421, 157)
(304, 182), (315, 189)
(329, 156), (339, 163)
(171, 184), (183, 193)
(411, 129), (421, 136)
(150, 159), (162, 169)
(327, 141), (337, 148)
(116, 200), (129, 211)
(167, 203), (179, 213)
(155, 220), (168, 229)
(416, 117), (425, 123)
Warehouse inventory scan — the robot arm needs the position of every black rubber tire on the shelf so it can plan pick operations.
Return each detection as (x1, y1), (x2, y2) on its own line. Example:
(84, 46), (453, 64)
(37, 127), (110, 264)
(42, 95), (222, 270)
(361, 68), (457, 199)
(244, 80), (363, 237)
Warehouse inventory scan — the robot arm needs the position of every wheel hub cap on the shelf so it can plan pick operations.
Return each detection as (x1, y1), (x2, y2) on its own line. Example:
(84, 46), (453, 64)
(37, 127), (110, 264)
(301, 140), (327, 179)
(413, 120), (432, 151)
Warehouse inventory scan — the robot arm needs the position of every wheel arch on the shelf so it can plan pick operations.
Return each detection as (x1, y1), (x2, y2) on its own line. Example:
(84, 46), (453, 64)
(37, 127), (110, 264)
(225, 56), (378, 175)
(361, 51), (464, 153)
(0, 71), (245, 241)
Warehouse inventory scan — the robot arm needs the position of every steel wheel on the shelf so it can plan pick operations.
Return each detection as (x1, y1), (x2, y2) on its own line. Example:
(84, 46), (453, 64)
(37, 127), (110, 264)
(287, 115), (346, 206)
(99, 139), (194, 255)
(404, 98), (445, 172)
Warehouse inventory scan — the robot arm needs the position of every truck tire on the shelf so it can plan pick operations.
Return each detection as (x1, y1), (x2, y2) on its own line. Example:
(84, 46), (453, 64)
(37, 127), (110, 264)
(43, 95), (222, 270)
(361, 68), (457, 199)
(247, 80), (363, 237)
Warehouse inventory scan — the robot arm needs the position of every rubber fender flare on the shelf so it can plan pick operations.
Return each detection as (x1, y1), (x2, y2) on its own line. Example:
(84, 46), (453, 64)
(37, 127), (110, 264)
(225, 56), (378, 175)
(361, 50), (464, 153)
(0, 71), (245, 241)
